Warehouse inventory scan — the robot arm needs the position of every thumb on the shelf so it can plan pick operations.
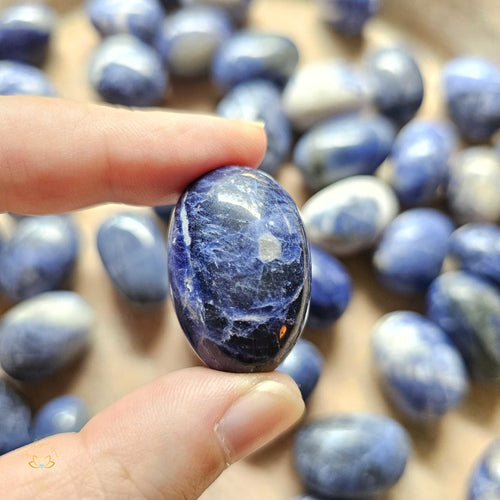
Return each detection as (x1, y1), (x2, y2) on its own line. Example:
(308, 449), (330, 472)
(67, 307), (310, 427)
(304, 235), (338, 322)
(0, 367), (304, 499)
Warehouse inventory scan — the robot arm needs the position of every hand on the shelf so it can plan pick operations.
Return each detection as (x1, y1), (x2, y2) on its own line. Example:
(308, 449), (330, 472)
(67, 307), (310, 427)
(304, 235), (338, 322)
(0, 97), (305, 499)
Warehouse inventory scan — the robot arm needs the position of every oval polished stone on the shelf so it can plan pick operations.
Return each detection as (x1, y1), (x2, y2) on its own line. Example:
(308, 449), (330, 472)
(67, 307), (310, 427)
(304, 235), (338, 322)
(212, 31), (299, 91)
(32, 395), (90, 440)
(427, 271), (500, 382)
(302, 176), (399, 256)
(180, 0), (251, 24)
(89, 34), (168, 107)
(294, 114), (395, 191)
(317, 0), (380, 35)
(283, 61), (367, 131)
(0, 291), (94, 381)
(276, 338), (323, 401)
(372, 311), (468, 420)
(373, 209), (454, 294)
(0, 3), (56, 66)
(216, 80), (292, 175)
(168, 166), (311, 372)
(468, 440), (500, 500)
(294, 413), (410, 498)
(448, 223), (500, 286)
(0, 215), (79, 302)
(0, 61), (57, 96)
(97, 212), (169, 305)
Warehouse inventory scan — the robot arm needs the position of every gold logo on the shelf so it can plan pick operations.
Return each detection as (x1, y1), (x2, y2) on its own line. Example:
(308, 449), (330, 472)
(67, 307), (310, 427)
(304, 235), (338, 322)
(28, 455), (55, 469)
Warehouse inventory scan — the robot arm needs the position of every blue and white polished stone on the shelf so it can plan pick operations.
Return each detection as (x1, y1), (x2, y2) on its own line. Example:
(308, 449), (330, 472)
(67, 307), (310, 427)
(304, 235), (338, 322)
(179, 0), (252, 24)
(32, 395), (90, 440)
(0, 379), (31, 455)
(388, 120), (457, 206)
(155, 6), (233, 78)
(294, 413), (409, 499)
(153, 204), (175, 222)
(88, 0), (164, 44)
(89, 34), (168, 107)
(308, 245), (351, 328)
(212, 31), (299, 91)
(276, 338), (323, 401)
(443, 57), (500, 142)
(283, 61), (368, 131)
(216, 80), (291, 175)
(317, 0), (380, 35)
(0, 61), (56, 96)
(365, 46), (424, 123)
(97, 212), (169, 305)
(0, 215), (79, 302)
(302, 176), (399, 256)
(427, 271), (500, 382)
(168, 166), (311, 372)
(294, 114), (395, 191)
(448, 223), (500, 286)
(0, 291), (94, 381)
(372, 311), (468, 420)
(447, 147), (500, 224)
(373, 209), (454, 294)
(0, 3), (57, 66)
(468, 440), (500, 500)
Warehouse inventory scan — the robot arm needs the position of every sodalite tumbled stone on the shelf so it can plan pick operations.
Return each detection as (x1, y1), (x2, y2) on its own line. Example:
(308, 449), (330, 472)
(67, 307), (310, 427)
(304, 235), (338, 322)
(179, 0), (252, 24)
(0, 61), (56, 96)
(89, 34), (168, 107)
(216, 80), (292, 175)
(0, 3), (57, 66)
(294, 114), (395, 191)
(32, 395), (90, 440)
(276, 338), (323, 401)
(468, 440), (500, 500)
(212, 31), (299, 91)
(294, 413), (409, 499)
(168, 166), (311, 372)
(155, 6), (233, 78)
(302, 176), (399, 256)
(317, 0), (380, 35)
(373, 209), (454, 294)
(427, 271), (500, 382)
(308, 245), (351, 328)
(97, 212), (169, 305)
(0, 215), (79, 302)
(0, 291), (94, 381)
(371, 311), (468, 420)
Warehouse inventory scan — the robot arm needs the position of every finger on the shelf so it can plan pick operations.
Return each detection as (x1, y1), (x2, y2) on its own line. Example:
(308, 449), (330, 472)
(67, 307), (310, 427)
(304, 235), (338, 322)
(0, 367), (304, 499)
(0, 96), (267, 214)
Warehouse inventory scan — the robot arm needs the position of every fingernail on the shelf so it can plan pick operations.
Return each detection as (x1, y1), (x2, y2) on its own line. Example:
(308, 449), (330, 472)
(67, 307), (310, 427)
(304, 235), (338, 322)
(214, 378), (304, 465)
(249, 120), (266, 128)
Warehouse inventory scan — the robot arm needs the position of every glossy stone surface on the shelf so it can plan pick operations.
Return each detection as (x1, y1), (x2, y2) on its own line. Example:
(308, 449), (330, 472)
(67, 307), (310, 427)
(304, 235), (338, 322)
(153, 204), (175, 222)
(302, 176), (399, 256)
(365, 46), (424, 123)
(0, 291), (94, 381)
(0, 215), (79, 302)
(156, 6), (232, 78)
(308, 245), (351, 328)
(294, 413), (409, 498)
(0, 61), (56, 96)
(0, 379), (31, 455)
(32, 395), (90, 440)
(89, 34), (168, 107)
(317, 0), (380, 35)
(468, 440), (500, 500)
(276, 338), (323, 401)
(88, 0), (165, 44)
(168, 166), (311, 372)
(448, 223), (500, 286)
(179, 0), (252, 24)
(0, 3), (56, 66)
(372, 311), (468, 420)
(283, 61), (367, 131)
(97, 212), (169, 305)
(443, 57), (500, 142)
(212, 31), (299, 91)
(388, 120), (457, 206)
(216, 80), (292, 175)
(373, 209), (454, 294)
(427, 271), (500, 382)
(294, 114), (395, 191)
(447, 147), (500, 224)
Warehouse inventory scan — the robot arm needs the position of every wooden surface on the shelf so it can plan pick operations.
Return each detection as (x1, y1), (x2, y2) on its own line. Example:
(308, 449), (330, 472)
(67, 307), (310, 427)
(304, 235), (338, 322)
(0, 0), (499, 499)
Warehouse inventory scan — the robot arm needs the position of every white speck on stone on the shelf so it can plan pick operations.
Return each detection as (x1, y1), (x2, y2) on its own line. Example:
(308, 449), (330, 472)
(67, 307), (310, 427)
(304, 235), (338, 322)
(258, 232), (281, 262)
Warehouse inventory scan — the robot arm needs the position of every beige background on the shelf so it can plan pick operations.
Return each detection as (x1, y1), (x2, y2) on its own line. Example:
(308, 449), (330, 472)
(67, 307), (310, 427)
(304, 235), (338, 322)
(0, 0), (499, 499)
